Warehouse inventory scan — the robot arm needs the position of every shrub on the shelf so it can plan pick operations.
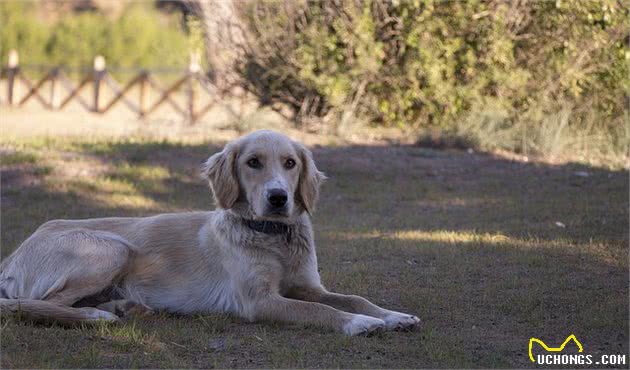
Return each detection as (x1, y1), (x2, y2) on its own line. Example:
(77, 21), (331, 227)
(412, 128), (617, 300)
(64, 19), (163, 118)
(1, 2), (192, 69)
(236, 0), (627, 165)
(240, 0), (627, 128)
(0, 2), (50, 66)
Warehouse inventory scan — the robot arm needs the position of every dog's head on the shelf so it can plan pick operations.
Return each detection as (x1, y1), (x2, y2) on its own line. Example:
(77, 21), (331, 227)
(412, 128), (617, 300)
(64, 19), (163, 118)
(202, 130), (325, 221)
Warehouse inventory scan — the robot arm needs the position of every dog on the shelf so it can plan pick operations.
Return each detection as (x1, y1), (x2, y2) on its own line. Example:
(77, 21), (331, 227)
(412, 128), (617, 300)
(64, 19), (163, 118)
(0, 130), (419, 335)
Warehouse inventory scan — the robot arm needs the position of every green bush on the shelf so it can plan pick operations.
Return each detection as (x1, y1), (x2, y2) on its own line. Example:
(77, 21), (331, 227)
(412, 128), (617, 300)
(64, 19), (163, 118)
(1, 2), (192, 69)
(46, 12), (111, 69)
(239, 0), (628, 165)
(242, 0), (627, 127)
(0, 2), (50, 66)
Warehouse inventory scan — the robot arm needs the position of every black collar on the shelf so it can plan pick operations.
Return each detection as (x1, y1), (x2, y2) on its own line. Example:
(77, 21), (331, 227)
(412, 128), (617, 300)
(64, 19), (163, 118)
(242, 218), (292, 238)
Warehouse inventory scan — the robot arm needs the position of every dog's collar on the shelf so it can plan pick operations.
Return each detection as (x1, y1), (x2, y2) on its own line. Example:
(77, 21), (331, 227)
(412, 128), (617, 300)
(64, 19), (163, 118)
(242, 218), (292, 238)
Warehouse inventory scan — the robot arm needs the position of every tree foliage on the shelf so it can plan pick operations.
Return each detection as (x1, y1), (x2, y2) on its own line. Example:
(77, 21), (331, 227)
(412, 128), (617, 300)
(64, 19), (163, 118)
(0, 2), (192, 69)
(240, 0), (628, 131)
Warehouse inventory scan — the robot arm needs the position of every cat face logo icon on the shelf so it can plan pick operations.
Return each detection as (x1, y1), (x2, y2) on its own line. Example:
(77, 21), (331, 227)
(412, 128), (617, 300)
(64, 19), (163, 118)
(528, 334), (584, 362)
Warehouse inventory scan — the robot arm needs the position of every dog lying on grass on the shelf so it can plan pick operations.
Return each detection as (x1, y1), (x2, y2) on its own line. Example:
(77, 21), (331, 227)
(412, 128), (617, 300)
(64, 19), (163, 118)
(0, 130), (419, 335)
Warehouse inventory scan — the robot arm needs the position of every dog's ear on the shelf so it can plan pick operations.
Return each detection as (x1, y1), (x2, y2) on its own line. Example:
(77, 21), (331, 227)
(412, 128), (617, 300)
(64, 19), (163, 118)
(295, 143), (326, 214)
(201, 143), (239, 209)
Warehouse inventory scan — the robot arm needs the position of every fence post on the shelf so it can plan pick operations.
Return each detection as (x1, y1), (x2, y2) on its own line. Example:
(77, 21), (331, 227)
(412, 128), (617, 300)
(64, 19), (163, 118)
(49, 67), (60, 109)
(139, 71), (148, 118)
(93, 55), (106, 113)
(6, 49), (19, 106)
(188, 51), (201, 123)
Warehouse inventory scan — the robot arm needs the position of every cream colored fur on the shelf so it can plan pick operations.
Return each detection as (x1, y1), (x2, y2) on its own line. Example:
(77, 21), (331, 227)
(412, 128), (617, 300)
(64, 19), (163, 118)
(0, 130), (419, 335)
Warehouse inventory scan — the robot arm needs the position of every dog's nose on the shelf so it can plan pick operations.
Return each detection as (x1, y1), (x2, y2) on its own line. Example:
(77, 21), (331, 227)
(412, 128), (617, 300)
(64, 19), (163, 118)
(267, 188), (288, 208)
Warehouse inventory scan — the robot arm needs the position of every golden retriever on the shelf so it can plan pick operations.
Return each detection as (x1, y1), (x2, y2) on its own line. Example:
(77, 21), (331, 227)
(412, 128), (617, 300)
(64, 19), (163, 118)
(0, 130), (419, 335)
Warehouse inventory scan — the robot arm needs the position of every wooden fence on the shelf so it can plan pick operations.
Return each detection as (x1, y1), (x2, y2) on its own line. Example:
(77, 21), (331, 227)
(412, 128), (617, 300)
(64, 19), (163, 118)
(0, 50), (233, 123)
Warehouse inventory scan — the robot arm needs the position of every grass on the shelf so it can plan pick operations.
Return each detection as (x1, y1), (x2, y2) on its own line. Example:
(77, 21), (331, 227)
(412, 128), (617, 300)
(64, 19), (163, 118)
(416, 106), (629, 171)
(1, 131), (628, 368)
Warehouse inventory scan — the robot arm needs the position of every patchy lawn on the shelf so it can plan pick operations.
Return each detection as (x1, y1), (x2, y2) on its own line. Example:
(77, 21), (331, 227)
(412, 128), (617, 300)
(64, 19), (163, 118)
(1, 134), (628, 368)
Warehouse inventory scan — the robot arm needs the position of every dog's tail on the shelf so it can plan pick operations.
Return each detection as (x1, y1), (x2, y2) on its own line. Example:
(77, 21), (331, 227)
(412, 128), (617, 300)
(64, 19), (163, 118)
(0, 298), (119, 325)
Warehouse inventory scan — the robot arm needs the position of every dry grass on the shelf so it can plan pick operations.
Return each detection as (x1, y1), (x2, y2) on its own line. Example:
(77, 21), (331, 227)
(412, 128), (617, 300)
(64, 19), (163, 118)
(0, 112), (628, 368)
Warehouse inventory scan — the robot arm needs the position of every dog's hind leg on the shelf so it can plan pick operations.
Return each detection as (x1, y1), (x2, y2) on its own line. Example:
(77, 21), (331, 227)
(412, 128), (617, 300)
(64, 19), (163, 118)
(1, 229), (135, 324)
(0, 298), (119, 324)
(37, 230), (134, 306)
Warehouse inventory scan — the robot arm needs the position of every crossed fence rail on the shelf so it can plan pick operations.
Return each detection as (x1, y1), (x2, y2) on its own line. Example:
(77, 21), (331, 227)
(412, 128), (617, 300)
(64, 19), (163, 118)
(0, 50), (237, 123)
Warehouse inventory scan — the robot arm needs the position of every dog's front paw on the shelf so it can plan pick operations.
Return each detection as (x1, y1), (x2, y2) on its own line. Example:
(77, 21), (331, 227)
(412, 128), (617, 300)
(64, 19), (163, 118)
(343, 314), (386, 336)
(383, 311), (420, 331)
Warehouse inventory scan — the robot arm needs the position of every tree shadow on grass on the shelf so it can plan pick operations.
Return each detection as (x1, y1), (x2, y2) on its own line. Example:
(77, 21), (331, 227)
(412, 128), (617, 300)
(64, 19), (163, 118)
(4, 140), (625, 245)
(1, 141), (222, 254)
(313, 144), (628, 244)
(316, 229), (628, 368)
(310, 144), (628, 367)
(0, 140), (627, 368)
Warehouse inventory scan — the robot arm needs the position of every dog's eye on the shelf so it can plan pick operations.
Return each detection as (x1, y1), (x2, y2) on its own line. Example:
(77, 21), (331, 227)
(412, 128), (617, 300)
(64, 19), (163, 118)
(247, 157), (262, 169)
(285, 158), (296, 169)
